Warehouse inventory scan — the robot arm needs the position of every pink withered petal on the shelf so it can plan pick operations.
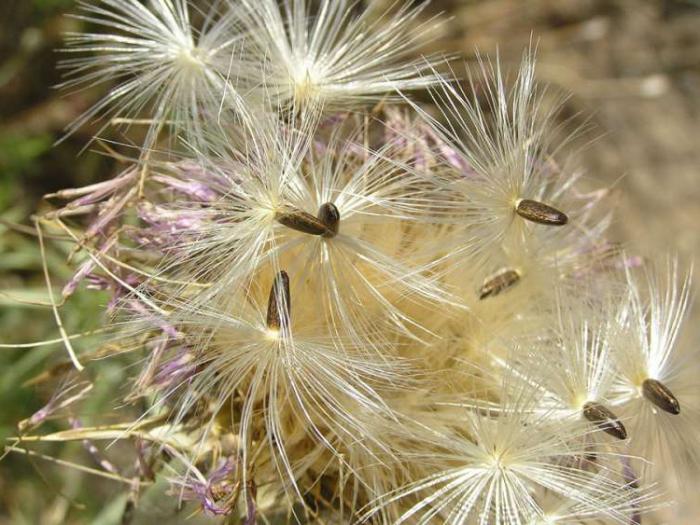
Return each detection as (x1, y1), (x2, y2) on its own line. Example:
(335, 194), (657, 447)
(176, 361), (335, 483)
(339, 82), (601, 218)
(62, 236), (118, 299)
(69, 417), (120, 474)
(176, 457), (238, 516)
(153, 348), (197, 389)
(18, 380), (93, 433)
(127, 299), (179, 339)
(84, 186), (137, 240)
(48, 168), (138, 208)
(152, 174), (218, 202)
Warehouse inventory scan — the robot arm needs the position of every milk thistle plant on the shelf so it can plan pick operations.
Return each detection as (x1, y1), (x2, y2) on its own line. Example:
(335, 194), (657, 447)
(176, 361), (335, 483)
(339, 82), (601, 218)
(4, 0), (698, 524)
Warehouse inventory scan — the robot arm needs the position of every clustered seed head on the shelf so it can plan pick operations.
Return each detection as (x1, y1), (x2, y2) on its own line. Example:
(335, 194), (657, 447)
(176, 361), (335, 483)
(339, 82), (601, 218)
(9, 1), (697, 524)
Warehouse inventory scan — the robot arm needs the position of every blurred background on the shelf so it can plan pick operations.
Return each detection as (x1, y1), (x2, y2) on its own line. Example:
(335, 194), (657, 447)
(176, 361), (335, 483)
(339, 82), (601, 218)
(0, 0), (698, 523)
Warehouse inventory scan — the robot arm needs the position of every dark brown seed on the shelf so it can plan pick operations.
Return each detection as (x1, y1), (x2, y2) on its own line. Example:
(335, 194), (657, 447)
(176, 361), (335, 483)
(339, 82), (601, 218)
(266, 271), (291, 331)
(583, 401), (628, 440)
(515, 199), (568, 226)
(276, 207), (329, 236)
(318, 202), (340, 238)
(643, 378), (681, 415)
(479, 269), (521, 299)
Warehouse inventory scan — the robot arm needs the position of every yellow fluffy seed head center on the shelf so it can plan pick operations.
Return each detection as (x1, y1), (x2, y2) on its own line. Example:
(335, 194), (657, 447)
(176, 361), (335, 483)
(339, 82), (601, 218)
(264, 328), (282, 341)
(573, 394), (590, 411)
(486, 446), (510, 470)
(174, 46), (206, 73)
(292, 61), (323, 101)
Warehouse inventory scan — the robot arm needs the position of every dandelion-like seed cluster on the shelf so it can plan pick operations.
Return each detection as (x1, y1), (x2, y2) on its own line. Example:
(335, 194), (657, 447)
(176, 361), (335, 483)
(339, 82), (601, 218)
(7, 1), (698, 523)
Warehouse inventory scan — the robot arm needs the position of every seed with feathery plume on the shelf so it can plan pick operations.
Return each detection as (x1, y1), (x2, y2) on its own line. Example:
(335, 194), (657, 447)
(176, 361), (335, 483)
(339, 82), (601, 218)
(136, 107), (323, 309)
(155, 268), (409, 501)
(58, 0), (245, 146)
(515, 199), (568, 226)
(642, 378), (681, 415)
(583, 401), (628, 440)
(213, 124), (458, 342)
(403, 50), (583, 263)
(496, 297), (629, 438)
(266, 271), (291, 332)
(610, 257), (697, 485)
(479, 268), (521, 299)
(364, 392), (648, 524)
(233, 0), (442, 108)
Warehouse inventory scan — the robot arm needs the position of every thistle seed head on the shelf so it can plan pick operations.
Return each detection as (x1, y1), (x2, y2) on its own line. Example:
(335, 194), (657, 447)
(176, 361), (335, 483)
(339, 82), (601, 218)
(27, 11), (687, 521)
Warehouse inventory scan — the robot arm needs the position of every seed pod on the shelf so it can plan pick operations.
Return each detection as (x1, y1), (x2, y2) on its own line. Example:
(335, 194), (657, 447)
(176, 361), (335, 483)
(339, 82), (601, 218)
(276, 207), (329, 236)
(479, 269), (521, 299)
(266, 271), (291, 331)
(318, 202), (340, 237)
(583, 401), (628, 440)
(643, 378), (681, 415)
(515, 199), (568, 226)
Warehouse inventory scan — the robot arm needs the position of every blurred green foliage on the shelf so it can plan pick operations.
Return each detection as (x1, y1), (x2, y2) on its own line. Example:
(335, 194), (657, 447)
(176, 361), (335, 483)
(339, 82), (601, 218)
(0, 1), (122, 522)
(0, 133), (53, 182)
(34, 0), (75, 12)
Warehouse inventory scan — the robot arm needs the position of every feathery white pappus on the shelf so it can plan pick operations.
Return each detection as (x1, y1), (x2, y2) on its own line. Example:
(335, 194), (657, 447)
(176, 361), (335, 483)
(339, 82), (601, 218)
(149, 107), (319, 306)
(156, 113), (457, 346)
(59, 0), (245, 146)
(363, 389), (649, 525)
(406, 50), (582, 265)
(524, 485), (659, 524)
(164, 270), (410, 498)
(611, 258), (699, 485)
(498, 296), (626, 440)
(232, 0), (443, 108)
(269, 127), (460, 345)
